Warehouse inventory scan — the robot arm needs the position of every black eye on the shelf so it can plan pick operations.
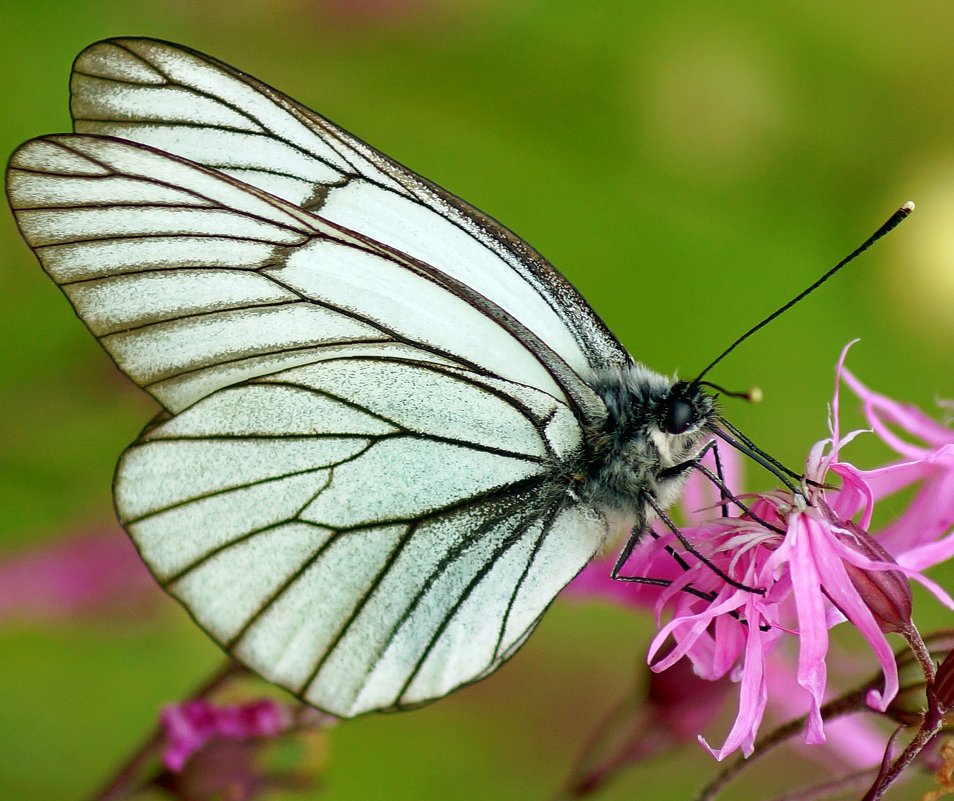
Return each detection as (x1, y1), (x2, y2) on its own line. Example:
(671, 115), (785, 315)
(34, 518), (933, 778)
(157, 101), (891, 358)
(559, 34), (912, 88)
(663, 397), (695, 435)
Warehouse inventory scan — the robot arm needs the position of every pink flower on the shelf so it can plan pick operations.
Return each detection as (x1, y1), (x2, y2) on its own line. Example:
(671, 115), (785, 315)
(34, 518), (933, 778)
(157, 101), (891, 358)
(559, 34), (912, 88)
(156, 698), (335, 801)
(0, 525), (160, 623)
(155, 697), (332, 801)
(160, 699), (293, 772)
(571, 344), (954, 762)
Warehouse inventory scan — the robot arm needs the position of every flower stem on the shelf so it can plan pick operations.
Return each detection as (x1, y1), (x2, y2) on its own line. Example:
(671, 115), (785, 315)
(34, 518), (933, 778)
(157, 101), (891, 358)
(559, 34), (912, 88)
(84, 726), (165, 801)
(767, 767), (876, 801)
(85, 660), (246, 801)
(904, 623), (938, 685)
(861, 721), (942, 801)
(861, 625), (946, 801)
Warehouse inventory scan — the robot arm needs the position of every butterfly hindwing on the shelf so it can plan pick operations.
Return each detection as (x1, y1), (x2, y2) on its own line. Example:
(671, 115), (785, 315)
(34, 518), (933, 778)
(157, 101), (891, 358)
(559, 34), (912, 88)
(117, 358), (606, 715)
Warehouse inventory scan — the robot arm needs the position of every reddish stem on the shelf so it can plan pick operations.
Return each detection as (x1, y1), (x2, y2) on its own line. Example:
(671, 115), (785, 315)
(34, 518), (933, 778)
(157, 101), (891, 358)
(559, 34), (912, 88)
(86, 661), (246, 801)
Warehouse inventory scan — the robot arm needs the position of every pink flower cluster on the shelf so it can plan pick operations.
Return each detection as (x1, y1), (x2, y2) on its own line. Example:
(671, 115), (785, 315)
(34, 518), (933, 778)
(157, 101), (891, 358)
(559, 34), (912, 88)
(156, 696), (333, 800)
(160, 699), (291, 771)
(571, 344), (954, 760)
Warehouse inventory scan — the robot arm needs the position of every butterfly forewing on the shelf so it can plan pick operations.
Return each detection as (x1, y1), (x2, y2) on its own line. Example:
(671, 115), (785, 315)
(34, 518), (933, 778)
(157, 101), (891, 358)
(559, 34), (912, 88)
(8, 134), (583, 413)
(70, 38), (630, 384)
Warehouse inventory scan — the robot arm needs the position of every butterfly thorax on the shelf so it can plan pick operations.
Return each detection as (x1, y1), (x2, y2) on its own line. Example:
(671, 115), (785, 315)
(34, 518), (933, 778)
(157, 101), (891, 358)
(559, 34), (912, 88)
(575, 363), (717, 525)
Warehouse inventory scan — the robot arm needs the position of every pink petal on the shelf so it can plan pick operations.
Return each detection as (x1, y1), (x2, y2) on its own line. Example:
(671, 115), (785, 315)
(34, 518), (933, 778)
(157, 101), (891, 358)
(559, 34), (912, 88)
(854, 458), (938, 501)
(788, 519), (829, 743)
(843, 368), (954, 450)
(829, 463), (875, 526)
(877, 467), (954, 556)
(682, 443), (744, 525)
(649, 589), (744, 676)
(830, 341), (860, 449)
(700, 599), (769, 760)
(813, 539), (899, 711)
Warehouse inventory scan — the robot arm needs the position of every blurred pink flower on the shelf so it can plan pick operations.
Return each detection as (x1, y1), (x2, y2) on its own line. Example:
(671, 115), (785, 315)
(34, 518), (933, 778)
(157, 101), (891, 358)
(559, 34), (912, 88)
(156, 697), (334, 801)
(161, 699), (292, 772)
(0, 525), (160, 622)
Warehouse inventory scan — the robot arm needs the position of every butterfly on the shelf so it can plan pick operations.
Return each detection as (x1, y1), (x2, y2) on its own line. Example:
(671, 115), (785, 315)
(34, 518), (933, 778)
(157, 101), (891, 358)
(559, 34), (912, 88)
(7, 38), (726, 718)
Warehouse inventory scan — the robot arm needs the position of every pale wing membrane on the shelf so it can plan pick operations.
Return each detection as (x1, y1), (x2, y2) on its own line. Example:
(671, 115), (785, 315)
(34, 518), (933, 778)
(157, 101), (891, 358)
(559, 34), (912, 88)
(7, 134), (591, 413)
(70, 37), (630, 381)
(116, 359), (606, 716)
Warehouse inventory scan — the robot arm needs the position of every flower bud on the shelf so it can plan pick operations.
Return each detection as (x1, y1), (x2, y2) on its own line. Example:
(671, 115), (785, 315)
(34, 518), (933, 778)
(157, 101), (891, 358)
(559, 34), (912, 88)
(835, 521), (913, 635)
(646, 653), (730, 739)
(934, 650), (954, 713)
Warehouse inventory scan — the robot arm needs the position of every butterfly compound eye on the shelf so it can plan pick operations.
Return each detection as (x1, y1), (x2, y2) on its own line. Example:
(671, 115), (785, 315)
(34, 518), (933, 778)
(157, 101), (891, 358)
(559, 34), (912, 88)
(663, 395), (696, 435)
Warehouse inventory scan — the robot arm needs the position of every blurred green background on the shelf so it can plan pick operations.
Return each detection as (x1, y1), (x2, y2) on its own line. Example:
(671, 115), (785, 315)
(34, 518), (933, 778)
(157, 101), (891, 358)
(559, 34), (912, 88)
(3, 1), (954, 799)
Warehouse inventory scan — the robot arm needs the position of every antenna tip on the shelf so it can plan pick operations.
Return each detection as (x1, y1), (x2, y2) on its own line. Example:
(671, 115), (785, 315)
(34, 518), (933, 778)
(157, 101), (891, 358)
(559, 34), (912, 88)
(747, 386), (764, 404)
(901, 200), (916, 214)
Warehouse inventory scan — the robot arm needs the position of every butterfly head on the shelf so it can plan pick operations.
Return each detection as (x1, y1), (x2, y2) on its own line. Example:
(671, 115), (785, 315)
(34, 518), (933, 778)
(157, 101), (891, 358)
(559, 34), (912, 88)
(648, 378), (717, 476)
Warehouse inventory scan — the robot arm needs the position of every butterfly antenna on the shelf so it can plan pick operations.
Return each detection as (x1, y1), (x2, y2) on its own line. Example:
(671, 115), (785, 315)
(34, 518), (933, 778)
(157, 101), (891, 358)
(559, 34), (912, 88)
(693, 201), (915, 385)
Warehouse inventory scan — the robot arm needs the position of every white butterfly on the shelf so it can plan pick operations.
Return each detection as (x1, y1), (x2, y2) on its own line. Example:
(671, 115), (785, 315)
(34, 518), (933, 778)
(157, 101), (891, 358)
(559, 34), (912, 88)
(7, 38), (721, 717)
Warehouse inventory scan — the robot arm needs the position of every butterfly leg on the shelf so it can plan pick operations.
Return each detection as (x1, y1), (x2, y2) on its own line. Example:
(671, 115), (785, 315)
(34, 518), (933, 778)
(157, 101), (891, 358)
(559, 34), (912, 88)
(609, 439), (767, 594)
(685, 447), (786, 535)
(609, 527), (718, 602)
(609, 527), (724, 603)
(662, 438), (785, 534)
(643, 498), (764, 594)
